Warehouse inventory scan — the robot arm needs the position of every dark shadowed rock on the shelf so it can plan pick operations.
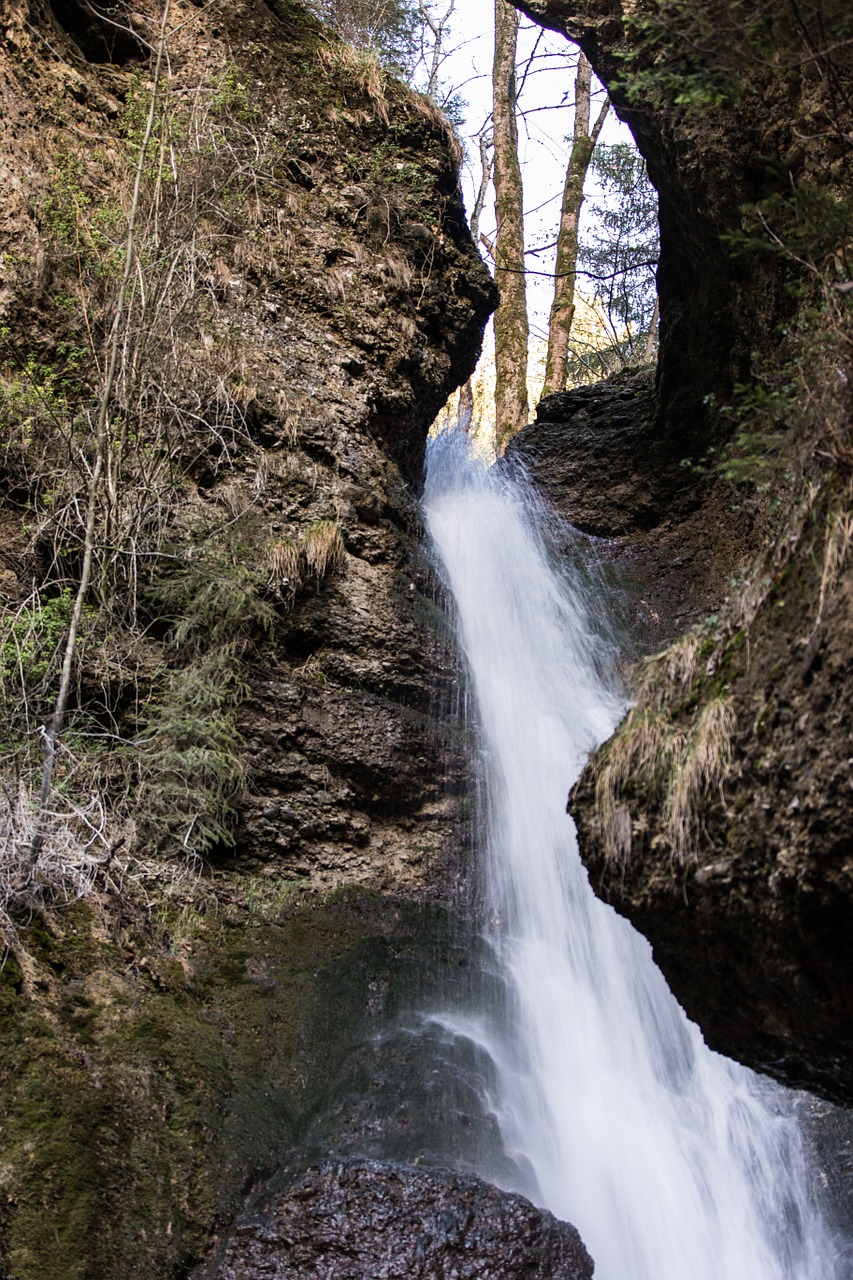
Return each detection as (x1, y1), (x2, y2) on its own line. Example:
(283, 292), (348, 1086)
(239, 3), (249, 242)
(506, 373), (758, 647)
(505, 378), (661, 537)
(207, 1160), (594, 1280)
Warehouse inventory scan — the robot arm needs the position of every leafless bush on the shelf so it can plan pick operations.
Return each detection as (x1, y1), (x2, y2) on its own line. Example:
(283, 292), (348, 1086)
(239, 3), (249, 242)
(0, 768), (114, 941)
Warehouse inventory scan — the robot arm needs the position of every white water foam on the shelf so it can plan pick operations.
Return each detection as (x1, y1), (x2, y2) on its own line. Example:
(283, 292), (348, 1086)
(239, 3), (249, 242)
(423, 429), (840, 1280)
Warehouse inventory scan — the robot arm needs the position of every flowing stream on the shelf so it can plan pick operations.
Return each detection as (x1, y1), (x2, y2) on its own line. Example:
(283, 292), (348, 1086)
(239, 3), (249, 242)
(422, 430), (840, 1280)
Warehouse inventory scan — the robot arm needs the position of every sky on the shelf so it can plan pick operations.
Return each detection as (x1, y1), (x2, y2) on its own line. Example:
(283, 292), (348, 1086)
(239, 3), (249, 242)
(422, 0), (636, 333)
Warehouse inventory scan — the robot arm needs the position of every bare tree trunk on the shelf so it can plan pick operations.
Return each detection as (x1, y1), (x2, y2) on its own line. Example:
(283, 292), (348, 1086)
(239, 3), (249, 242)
(459, 130), (493, 433)
(418, 1), (456, 98)
(492, 0), (528, 455)
(30, 0), (173, 862)
(541, 53), (609, 399)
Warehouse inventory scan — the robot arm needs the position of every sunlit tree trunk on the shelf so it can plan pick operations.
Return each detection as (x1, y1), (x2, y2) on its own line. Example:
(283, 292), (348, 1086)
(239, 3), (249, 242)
(492, 0), (527, 454)
(541, 53), (609, 399)
(459, 130), (493, 432)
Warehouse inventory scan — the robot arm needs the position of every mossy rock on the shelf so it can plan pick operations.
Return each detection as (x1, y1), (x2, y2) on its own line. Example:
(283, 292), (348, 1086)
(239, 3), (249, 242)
(0, 889), (466, 1280)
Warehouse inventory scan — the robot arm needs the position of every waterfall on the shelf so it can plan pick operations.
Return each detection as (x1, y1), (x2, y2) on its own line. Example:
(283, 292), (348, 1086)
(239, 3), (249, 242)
(422, 429), (840, 1280)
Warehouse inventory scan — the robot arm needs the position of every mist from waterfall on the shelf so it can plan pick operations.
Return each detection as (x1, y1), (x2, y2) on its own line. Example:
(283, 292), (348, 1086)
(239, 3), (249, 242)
(422, 429), (841, 1280)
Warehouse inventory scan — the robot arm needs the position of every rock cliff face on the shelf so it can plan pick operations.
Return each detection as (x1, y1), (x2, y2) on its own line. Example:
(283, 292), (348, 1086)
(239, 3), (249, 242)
(1, 0), (495, 898)
(0, 2), (498, 1276)
(505, 375), (757, 645)
(509, 0), (853, 1101)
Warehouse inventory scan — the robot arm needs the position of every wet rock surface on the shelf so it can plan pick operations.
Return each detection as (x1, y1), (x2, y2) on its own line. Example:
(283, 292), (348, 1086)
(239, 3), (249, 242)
(205, 1160), (594, 1280)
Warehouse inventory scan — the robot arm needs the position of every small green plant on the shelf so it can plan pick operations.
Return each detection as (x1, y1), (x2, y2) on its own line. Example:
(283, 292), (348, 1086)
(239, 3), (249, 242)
(136, 651), (246, 859)
(727, 184), (853, 270)
(1, 589), (71, 684)
(236, 871), (304, 919)
(0, 590), (97, 732)
(40, 153), (125, 281)
(210, 65), (253, 120)
(151, 523), (277, 653)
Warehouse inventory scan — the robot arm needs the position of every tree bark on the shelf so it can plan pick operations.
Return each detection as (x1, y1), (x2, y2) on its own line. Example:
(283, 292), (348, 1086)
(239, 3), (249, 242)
(492, 0), (528, 455)
(458, 130), (493, 433)
(418, 1), (455, 98)
(541, 53), (609, 399)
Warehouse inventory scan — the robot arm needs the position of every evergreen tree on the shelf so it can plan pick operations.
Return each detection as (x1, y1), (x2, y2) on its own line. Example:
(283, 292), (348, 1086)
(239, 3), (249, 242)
(580, 142), (660, 364)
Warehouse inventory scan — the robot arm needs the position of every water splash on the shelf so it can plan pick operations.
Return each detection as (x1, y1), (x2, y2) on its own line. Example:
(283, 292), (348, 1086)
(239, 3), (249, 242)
(423, 429), (839, 1280)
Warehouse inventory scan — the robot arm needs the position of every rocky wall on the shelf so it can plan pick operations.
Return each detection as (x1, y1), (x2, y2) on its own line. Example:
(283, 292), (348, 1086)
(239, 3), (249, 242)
(0, 1), (499, 1274)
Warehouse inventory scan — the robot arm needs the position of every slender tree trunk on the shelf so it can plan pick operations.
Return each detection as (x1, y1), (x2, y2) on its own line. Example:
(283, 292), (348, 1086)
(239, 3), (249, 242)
(418, 0), (455, 98)
(459, 131), (493, 433)
(541, 54), (609, 399)
(492, 0), (527, 455)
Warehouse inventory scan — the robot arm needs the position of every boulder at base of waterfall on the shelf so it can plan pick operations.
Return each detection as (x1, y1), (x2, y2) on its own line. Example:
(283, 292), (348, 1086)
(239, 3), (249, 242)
(208, 1159), (594, 1279)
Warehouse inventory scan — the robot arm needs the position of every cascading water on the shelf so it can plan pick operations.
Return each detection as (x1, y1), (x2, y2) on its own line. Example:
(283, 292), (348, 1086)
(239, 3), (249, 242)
(423, 429), (841, 1280)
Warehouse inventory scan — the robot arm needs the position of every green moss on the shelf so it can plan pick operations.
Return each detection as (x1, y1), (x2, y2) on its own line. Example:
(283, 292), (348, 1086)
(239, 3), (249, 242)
(0, 954), (23, 1022)
(0, 889), (459, 1280)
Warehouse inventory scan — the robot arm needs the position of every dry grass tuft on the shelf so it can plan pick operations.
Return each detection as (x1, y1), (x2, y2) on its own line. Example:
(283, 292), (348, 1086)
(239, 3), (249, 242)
(592, 694), (736, 869)
(594, 707), (683, 866)
(217, 481), (254, 518)
(407, 92), (462, 163)
(815, 504), (853, 630)
(377, 249), (415, 293)
(317, 263), (352, 303)
(635, 633), (701, 708)
(304, 519), (346, 579)
(265, 538), (303, 595)
(319, 44), (390, 124)
(263, 521), (344, 600)
(667, 697), (736, 863)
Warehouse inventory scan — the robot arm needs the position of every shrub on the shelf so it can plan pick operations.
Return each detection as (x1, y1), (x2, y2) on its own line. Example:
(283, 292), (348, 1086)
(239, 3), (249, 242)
(136, 652), (246, 860)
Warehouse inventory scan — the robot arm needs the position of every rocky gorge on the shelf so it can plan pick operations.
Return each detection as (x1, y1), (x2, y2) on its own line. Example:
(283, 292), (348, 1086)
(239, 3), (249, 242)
(512, 0), (853, 1108)
(0, 0), (850, 1276)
